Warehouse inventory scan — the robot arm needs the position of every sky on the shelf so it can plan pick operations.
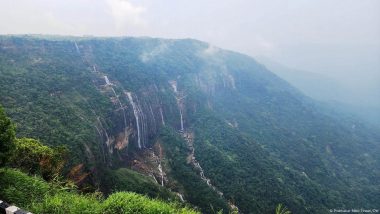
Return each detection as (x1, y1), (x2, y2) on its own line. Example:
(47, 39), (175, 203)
(1, 0), (379, 106)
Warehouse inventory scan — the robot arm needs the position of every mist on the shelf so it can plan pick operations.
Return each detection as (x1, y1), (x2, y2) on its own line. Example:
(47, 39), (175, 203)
(1, 0), (379, 109)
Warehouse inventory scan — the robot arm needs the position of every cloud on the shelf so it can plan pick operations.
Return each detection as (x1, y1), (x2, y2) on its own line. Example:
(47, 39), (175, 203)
(257, 37), (275, 52)
(140, 41), (171, 63)
(0, 1), (78, 35)
(203, 44), (221, 56)
(106, 0), (146, 34)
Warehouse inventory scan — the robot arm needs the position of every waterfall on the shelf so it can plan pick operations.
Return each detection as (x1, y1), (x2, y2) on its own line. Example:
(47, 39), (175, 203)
(94, 125), (106, 163)
(93, 65), (97, 73)
(157, 144), (164, 186)
(179, 109), (184, 131)
(104, 76), (111, 85)
(159, 107), (165, 126)
(182, 131), (239, 211)
(182, 131), (223, 197)
(135, 96), (146, 148)
(109, 84), (130, 151)
(150, 173), (159, 184)
(176, 193), (185, 202)
(158, 163), (164, 186)
(125, 92), (147, 149)
(97, 117), (113, 154)
(151, 150), (165, 186)
(104, 126), (112, 153)
(141, 103), (147, 148)
(110, 87), (127, 127)
(169, 80), (178, 93)
(126, 92), (142, 149)
(74, 42), (80, 54)
(169, 80), (185, 131)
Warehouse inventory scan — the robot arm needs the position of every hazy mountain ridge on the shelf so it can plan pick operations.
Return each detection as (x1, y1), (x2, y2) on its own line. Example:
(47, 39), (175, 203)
(0, 35), (379, 213)
(256, 56), (380, 126)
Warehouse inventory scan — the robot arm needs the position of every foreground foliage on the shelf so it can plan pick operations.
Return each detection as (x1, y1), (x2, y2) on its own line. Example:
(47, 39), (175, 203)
(101, 168), (176, 201)
(9, 138), (67, 180)
(0, 168), (198, 214)
(0, 106), (15, 166)
(0, 106), (198, 214)
(275, 204), (291, 214)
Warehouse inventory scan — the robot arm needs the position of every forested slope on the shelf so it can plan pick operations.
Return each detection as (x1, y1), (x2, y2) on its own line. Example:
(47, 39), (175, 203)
(0, 35), (379, 213)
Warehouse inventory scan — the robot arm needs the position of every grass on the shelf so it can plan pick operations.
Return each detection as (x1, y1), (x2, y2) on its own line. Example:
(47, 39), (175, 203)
(0, 168), (199, 214)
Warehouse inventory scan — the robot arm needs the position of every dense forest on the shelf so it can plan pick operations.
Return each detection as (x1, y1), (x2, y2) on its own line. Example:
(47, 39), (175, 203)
(0, 105), (198, 213)
(0, 35), (379, 213)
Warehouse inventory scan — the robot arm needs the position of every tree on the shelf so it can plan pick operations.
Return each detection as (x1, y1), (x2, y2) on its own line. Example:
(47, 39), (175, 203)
(0, 105), (15, 166)
(9, 137), (67, 180)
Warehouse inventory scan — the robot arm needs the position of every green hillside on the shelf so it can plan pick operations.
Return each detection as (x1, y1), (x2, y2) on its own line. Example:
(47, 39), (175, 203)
(0, 35), (379, 213)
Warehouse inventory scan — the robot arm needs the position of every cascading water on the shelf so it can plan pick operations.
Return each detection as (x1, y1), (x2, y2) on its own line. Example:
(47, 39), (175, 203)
(183, 131), (223, 196)
(183, 131), (239, 212)
(169, 80), (185, 131)
(169, 80), (178, 93)
(138, 98), (147, 148)
(151, 174), (158, 183)
(97, 117), (113, 154)
(151, 150), (165, 186)
(159, 107), (165, 126)
(110, 87), (127, 127)
(104, 75), (111, 85)
(157, 163), (164, 186)
(135, 96), (146, 148)
(169, 81), (220, 190)
(179, 109), (184, 131)
(94, 124), (106, 163)
(176, 193), (185, 202)
(126, 92), (142, 149)
(74, 42), (80, 54)
(102, 76), (130, 152)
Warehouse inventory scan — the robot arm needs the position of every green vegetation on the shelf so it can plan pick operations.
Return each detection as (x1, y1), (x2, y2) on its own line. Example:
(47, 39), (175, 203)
(9, 138), (67, 180)
(101, 168), (176, 201)
(0, 106), (15, 166)
(31, 191), (102, 214)
(0, 168), (52, 208)
(160, 128), (229, 213)
(0, 106), (198, 213)
(0, 35), (379, 213)
(0, 168), (197, 214)
(0, 36), (114, 169)
(275, 204), (291, 214)
(102, 192), (197, 214)
(190, 111), (317, 213)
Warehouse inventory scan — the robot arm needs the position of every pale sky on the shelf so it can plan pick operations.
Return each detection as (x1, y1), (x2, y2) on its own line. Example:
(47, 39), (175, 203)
(1, 0), (379, 106)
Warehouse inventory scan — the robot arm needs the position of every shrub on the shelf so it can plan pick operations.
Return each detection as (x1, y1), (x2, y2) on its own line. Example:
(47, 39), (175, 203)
(30, 192), (102, 214)
(9, 138), (67, 179)
(0, 169), (198, 214)
(101, 168), (175, 200)
(0, 106), (15, 166)
(0, 168), (51, 208)
(102, 192), (198, 214)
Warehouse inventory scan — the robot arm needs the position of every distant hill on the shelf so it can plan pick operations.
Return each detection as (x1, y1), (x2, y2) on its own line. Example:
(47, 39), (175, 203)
(256, 56), (380, 126)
